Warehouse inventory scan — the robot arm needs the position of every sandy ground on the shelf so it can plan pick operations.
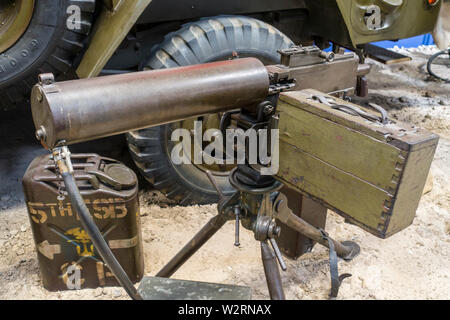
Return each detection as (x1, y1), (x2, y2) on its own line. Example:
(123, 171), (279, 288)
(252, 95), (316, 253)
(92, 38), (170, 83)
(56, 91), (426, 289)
(0, 47), (448, 300)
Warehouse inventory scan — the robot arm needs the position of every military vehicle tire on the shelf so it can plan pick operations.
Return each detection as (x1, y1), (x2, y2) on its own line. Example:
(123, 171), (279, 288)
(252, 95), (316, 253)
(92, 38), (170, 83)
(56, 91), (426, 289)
(127, 16), (292, 205)
(0, 0), (95, 110)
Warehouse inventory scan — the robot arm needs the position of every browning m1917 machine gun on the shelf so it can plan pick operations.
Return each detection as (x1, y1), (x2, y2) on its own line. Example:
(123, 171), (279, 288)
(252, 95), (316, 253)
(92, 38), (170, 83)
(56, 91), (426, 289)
(29, 47), (438, 300)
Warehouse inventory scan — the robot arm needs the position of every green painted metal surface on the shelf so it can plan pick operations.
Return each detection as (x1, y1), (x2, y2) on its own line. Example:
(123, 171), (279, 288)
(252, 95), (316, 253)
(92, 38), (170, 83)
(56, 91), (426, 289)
(336, 0), (442, 46)
(138, 276), (252, 300)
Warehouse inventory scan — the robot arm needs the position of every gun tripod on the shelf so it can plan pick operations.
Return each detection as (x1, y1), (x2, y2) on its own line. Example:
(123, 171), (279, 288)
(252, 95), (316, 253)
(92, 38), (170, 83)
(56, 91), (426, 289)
(156, 165), (360, 299)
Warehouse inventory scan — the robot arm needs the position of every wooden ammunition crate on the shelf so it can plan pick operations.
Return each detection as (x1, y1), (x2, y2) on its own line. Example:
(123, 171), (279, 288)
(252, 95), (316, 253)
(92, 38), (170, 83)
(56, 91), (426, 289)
(276, 89), (439, 238)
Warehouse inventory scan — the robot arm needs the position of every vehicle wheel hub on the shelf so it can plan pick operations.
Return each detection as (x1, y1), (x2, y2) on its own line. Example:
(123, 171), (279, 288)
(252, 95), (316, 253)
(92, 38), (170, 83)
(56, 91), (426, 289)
(0, 0), (35, 53)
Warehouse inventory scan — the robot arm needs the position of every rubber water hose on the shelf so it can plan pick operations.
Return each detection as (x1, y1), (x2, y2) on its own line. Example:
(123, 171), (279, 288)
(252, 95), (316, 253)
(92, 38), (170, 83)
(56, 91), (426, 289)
(61, 171), (143, 300)
(427, 49), (450, 83)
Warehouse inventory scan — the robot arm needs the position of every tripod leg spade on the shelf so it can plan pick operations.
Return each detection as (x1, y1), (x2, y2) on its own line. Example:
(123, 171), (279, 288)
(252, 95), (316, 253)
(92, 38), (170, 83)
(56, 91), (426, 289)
(157, 214), (228, 278)
(261, 240), (286, 300)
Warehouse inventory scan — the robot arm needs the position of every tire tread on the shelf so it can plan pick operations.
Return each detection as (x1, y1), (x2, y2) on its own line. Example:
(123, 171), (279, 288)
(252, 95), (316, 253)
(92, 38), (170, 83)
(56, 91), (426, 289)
(127, 16), (292, 205)
(0, 0), (96, 109)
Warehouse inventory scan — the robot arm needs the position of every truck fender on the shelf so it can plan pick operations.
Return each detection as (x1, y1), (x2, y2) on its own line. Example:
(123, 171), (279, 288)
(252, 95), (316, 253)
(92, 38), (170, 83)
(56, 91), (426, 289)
(76, 0), (152, 78)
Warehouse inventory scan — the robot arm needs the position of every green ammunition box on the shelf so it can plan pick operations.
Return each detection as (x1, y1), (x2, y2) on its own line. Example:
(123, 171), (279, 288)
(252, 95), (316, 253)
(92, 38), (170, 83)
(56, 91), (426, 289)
(276, 89), (439, 238)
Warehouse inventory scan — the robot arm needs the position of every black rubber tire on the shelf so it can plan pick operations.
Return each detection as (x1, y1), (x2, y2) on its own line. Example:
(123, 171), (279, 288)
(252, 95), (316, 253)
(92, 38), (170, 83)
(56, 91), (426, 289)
(0, 0), (95, 110)
(127, 16), (293, 205)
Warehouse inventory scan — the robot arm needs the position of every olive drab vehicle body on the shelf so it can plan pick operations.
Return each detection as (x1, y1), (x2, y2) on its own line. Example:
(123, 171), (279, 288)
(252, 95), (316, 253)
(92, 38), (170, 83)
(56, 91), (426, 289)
(76, 0), (443, 78)
(1, 0), (443, 99)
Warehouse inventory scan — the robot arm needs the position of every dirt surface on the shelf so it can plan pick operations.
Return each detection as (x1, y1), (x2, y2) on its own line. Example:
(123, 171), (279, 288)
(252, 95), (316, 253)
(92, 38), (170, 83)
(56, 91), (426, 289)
(0, 47), (448, 300)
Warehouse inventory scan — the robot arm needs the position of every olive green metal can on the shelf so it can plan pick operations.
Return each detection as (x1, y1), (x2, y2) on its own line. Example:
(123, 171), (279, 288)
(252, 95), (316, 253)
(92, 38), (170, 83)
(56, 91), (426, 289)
(22, 154), (144, 291)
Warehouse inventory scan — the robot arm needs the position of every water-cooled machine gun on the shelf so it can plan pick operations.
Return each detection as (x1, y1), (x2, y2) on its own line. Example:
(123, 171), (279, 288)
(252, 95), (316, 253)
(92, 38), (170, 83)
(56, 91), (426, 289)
(30, 46), (438, 300)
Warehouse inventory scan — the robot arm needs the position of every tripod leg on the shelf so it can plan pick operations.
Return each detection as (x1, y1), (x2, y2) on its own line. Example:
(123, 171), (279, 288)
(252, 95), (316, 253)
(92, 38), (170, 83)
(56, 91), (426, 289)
(284, 212), (360, 261)
(261, 241), (285, 300)
(157, 214), (228, 278)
